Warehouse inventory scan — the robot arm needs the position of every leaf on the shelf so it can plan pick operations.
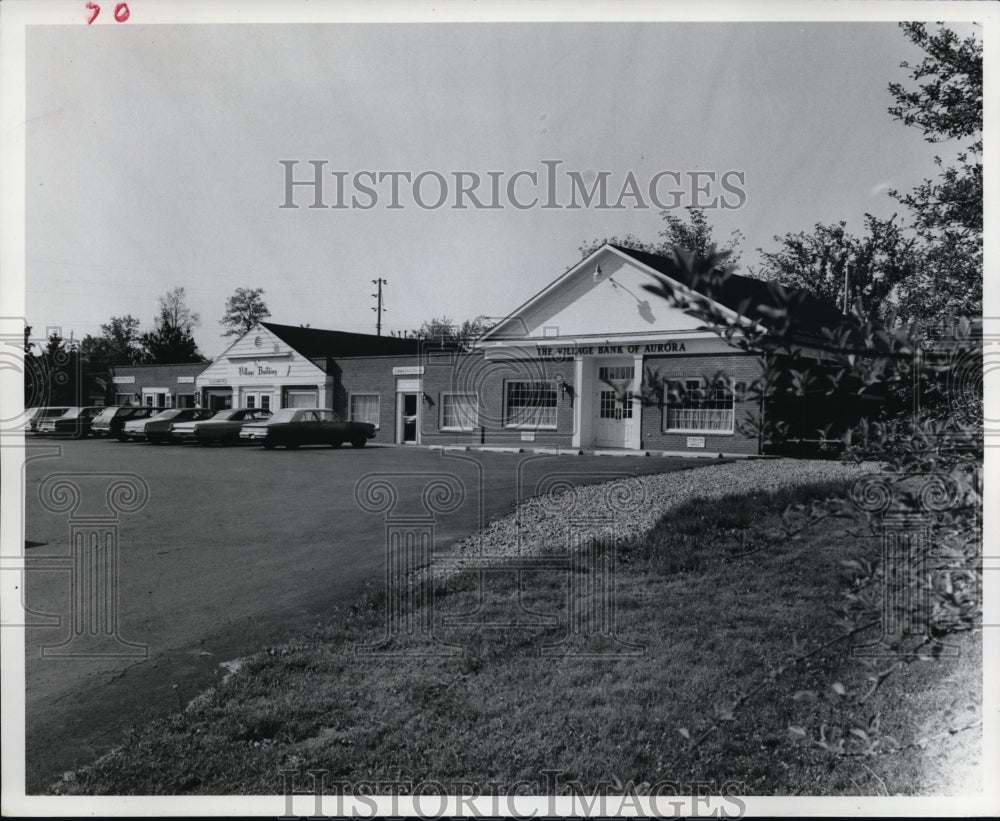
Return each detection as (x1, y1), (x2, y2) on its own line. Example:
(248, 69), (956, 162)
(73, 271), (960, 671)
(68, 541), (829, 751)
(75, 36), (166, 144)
(678, 727), (690, 740)
(788, 725), (808, 741)
(850, 728), (870, 743)
(831, 682), (847, 697)
(792, 690), (818, 701)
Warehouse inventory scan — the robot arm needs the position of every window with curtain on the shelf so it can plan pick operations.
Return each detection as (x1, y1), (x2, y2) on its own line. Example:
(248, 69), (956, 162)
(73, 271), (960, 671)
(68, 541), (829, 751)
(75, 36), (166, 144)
(441, 393), (478, 430)
(350, 393), (380, 427)
(663, 378), (734, 433)
(504, 380), (558, 428)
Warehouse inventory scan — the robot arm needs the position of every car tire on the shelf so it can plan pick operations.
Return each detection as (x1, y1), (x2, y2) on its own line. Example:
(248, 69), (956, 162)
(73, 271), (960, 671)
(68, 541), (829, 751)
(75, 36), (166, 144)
(285, 442), (299, 450)
(263, 442), (276, 450)
(351, 437), (367, 448)
(330, 439), (343, 448)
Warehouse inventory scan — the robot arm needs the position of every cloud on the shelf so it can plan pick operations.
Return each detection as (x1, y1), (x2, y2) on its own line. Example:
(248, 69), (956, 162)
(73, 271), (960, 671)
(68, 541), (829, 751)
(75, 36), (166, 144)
(869, 181), (892, 198)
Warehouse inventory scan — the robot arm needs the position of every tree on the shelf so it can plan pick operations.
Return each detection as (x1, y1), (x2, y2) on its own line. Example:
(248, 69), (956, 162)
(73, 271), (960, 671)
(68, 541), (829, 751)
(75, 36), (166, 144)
(637, 244), (980, 772)
(79, 315), (145, 367)
(580, 208), (744, 270)
(78, 315), (146, 403)
(751, 215), (919, 324)
(410, 316), (493, 350)
(157, 287), (200, 335)
(220, 287), (271, 337)
(140, 323), (203, 364)
(141, 288), (205, 364)
(36, 331), (80, 405)
(887, 22), (982, 323)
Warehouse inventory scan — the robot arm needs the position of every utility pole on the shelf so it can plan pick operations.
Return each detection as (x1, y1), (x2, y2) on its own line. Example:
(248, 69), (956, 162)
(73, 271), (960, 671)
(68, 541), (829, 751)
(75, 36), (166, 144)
(371, 278), (387, 336)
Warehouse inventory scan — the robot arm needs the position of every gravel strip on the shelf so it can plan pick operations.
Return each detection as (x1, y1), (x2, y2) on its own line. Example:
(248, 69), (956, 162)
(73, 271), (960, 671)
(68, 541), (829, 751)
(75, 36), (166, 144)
(433, 458), (878, 575)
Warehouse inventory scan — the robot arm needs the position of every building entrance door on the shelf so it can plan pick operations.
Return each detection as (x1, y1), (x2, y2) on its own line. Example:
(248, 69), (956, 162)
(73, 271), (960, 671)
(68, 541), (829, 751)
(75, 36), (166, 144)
(594, 364), (635, 448)
(243, 390), (272, 411)
(398, 393), (418, 443)
(204, 388), (232, 410)
(395, 376), (421, 444)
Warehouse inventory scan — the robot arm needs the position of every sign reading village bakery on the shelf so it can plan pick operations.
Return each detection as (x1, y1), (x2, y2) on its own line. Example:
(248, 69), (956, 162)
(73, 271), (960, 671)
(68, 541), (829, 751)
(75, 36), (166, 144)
(237, 362), (287, 377)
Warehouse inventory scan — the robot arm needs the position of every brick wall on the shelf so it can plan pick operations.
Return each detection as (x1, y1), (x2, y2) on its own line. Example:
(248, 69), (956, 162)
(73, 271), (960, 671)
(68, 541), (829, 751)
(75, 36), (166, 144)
(330, 349), (761, 453)
(639, 353), (762, 454)
(111, 363), (208, 407)
(332, 355), (421, 444)
(420, 351), (576, 448)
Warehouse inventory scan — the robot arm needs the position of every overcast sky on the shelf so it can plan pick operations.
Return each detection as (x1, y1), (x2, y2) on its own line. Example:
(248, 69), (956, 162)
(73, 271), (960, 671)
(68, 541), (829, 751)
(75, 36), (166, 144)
(24, 15), (969, 357)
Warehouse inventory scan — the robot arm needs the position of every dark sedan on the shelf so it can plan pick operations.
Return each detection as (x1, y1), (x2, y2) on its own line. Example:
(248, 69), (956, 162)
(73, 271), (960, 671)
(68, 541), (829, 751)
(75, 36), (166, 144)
(171, 408), (272, 445)
(92, 406), (167, 439)
(122, 408), (216, 443)
(36, 406), (105, 438)
(26, 407), (71, 433)
(239, 408), (376, 449)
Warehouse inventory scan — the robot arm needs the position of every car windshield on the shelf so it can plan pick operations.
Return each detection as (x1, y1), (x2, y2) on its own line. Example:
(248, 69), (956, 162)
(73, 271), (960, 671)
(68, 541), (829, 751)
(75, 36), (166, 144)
(146, 410), (180, 421)
(207, 410), (240, 421)
(267, 408), (299, 424)
(60, 408), (99, 419)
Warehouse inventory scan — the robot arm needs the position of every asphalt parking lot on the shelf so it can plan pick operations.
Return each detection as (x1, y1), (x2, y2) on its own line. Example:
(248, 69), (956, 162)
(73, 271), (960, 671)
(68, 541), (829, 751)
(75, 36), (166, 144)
(21, 437), (703, 791)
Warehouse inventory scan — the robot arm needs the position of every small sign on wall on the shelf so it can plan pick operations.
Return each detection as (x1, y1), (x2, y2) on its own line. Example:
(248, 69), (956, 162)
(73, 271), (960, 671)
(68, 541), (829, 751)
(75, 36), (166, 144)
(521, 431), (536, 442)
(686, 436), (706, 448)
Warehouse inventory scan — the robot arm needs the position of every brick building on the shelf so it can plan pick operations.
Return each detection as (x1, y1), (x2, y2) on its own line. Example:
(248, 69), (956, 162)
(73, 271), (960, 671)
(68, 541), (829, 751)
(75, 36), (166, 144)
(112, 243), (846, 455)
(109, 362), (208, 408)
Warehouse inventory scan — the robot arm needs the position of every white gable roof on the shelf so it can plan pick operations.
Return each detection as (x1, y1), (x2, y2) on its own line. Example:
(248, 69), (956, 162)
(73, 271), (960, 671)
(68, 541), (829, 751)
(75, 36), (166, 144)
(479, 244), (724, 343)
(195, 323), (326, 384)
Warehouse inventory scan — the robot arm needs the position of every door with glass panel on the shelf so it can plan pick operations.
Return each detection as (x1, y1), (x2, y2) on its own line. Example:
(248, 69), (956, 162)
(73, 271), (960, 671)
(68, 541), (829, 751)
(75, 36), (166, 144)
(594, 364), (635, 448)
(243, 390), (272, 411)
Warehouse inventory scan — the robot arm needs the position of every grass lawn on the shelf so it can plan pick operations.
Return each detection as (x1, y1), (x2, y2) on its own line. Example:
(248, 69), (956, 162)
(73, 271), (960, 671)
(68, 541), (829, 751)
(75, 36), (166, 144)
(53, 478), (981, 796)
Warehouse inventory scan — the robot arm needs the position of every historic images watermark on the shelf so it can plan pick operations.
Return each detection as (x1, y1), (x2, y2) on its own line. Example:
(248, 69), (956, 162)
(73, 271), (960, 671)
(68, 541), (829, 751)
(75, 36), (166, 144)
(352, 464), (645, 659)
(279, 160), (747, 211)
(278, 769), (748, 819)
(26, 472), (150, 658)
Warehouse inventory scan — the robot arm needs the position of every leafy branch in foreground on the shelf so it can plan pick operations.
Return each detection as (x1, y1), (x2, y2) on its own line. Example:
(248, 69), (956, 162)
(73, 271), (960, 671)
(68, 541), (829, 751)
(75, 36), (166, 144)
(634, 240), (981, 772)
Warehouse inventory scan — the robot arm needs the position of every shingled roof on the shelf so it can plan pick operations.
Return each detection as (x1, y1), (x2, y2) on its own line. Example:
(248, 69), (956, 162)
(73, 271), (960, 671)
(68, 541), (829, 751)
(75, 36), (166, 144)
(262, 322), (425, 359)
(611, 244), (850, 341)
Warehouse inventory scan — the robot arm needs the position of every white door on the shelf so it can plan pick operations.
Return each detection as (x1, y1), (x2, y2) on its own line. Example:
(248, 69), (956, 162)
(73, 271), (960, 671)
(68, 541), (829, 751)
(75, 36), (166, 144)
(594, 364), (635, 448)
(395, 377), (421, 444)
(243, 390), (272, 411)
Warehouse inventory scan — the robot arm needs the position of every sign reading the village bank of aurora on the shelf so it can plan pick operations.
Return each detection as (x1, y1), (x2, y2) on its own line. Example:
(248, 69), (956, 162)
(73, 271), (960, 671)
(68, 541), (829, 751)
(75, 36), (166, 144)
(536, 342), (688, 357)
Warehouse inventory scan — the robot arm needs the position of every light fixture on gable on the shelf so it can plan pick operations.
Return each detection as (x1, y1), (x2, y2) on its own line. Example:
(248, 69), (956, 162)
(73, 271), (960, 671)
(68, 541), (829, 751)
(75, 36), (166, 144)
(593, 264), (603, 282)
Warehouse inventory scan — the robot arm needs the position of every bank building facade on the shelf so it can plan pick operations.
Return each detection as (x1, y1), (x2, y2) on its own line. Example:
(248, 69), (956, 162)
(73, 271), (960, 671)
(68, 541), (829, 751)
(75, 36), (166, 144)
(113, 243), (845, 456)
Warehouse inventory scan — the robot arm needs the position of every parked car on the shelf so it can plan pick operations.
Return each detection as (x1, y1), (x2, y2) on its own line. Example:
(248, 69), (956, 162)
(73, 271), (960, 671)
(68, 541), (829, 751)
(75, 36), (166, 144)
(36, 406), (105, 438)
(25, 406), (71, 433)
(122, 408), (216, 443)
(92, 406), (166, 439)
(171, 408), (272, 445)
(240, 408), (376, 449)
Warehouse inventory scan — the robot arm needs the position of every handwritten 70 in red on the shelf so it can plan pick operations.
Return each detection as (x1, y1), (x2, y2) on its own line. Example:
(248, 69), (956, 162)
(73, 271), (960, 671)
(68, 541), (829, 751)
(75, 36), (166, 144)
(86, 2), (130, 24)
